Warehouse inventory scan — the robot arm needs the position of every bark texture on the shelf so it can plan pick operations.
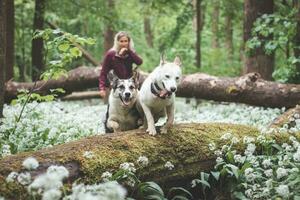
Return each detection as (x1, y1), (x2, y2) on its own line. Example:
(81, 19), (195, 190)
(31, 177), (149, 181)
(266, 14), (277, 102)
(243, 0), (274, 80)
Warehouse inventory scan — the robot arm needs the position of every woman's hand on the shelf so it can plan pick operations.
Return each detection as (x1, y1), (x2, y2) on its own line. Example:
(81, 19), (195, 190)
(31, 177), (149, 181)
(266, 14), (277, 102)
(119, 48), (128, 56)
(99, 90), (106, 98)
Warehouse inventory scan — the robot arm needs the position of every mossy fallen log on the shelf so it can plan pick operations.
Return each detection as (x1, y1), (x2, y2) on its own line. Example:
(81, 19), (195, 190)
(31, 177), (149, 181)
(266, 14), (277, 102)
(0, 123), (261, 199)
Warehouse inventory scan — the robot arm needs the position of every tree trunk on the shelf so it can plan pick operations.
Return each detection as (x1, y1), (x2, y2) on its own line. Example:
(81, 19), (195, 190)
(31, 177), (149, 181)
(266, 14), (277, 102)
(4, 67), (300, 108)
(269, 105), (300, 128)
(0, 123), (260, 199)
(31, 0), (45, 81)
(144, 16), (154, 47)
(193, 0), (203, 68)
(0, 0), (7, 118)
(5, 0), (13, 81)
(243, 0), (274, 80)
(103, 0), (115, 54)
(211, 0), (220, 48)
(225, 13), (233, 61)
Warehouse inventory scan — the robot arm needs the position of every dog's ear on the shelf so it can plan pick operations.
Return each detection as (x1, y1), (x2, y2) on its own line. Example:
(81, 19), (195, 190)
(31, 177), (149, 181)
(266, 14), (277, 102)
(174, 55), (182, 67)
(107, 71), (119, 89)
(160, 53), (166, 66)
(132, 70), (140, 88)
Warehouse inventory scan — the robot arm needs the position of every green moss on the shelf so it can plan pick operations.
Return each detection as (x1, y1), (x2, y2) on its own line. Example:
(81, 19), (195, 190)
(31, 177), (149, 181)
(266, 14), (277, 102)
(0, 123), (260, 198)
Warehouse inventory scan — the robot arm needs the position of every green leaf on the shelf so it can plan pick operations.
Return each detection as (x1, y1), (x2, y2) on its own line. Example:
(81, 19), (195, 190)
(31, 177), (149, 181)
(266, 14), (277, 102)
(167, 187), (193, 199)
(137, 182), (164, 199)
(70, 47), (82, 57)
(211, 171), (220, 181)
(143, 195), (165, 200)
(233, 191), (248, 200)
(170, 196), (190, 200)
(58, 43), (70, 52)
(50, 88), (66, 94)
(201, 172), (210, 181)
(86, 38), (96, 45)
(226, 164), (239, 179)
(226, 151), (235, 163)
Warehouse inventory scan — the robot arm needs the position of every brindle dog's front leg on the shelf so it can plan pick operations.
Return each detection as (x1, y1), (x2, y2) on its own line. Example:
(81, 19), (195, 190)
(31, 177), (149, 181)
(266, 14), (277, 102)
(107, 119), (120, 132)
(161, 103), (174, 134)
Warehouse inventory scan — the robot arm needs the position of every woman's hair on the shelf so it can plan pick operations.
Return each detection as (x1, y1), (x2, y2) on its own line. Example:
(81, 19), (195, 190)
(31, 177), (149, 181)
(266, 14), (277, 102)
(112, 31), (135, 52)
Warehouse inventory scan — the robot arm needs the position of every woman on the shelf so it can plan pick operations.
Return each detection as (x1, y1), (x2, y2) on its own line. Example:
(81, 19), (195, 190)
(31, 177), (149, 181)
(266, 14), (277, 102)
(99, 31), (143, 98)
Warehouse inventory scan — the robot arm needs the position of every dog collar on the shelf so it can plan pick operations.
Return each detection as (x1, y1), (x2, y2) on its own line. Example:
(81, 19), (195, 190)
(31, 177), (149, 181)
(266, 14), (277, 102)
(151, 82), (170, 99)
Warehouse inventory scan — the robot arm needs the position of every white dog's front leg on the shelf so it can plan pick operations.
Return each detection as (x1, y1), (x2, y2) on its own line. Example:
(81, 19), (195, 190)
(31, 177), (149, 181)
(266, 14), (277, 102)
(161, 104), (174, 134)
(141, 103), (156, 136)
(107, 119), (120, 132)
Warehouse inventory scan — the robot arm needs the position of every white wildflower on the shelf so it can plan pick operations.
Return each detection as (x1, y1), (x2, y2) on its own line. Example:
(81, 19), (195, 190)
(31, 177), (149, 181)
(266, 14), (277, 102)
(245, 189), (253, 198)
(208, 143), (216, 151)
(216, 157), (223, 163)
(289, 136), (297, 142)
(234, 154), (245, 164)
(214, 150), (222, 156)
(265, 179), (273, 188)
(65, 181), (126, 200)
(101, 171), (112, 182)
(264, 169), (273, 177)
(164, 161), (174, 170)
(6, 172), (18, 182)
(262, 159), (272, 168)
(221, 145), (229, 152)
(243, 136), (255, 144)
(17, 172), (31, 185)
(262, 187), (270, 196)
(137, 156), (149, 167)
(245, 168), (255, 182)
(83, 151), (95, 159)
(47, 165), (69, 180)
(119, 162), (136, 173)
(276, 167), (288, 179)
(276, 185), (289, 198)
(257, 135), (266, 143)
(231, 137), (239, 144)
(221, 132), (232, 140)
(28, 173), (63, 194)
(42, 189), (61, 200)
(244, 143), (256, 156)
(1, 144), (11, 157)
(22, 157), (39, 170)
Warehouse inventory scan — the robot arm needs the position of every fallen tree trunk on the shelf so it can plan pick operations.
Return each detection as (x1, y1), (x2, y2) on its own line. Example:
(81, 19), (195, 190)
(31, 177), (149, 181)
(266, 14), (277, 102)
(269, 105), (300, 128)
(5, 67), (300, 108)
(5, 66), (101, 103)
(0, 123), (259, 199)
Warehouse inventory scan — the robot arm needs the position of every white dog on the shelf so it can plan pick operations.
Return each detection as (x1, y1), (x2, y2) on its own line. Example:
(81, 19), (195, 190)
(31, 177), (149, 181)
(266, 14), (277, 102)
(137, 55), (182, 136)
(105, 74), (141, 133)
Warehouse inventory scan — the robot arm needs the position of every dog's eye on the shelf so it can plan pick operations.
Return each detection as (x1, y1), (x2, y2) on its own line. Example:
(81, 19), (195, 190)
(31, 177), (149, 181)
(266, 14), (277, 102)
(119, 85), (125, 90)
(176, 77), (179, 80)
(129, 85), (135, 90)
(165, 75), (170, 79)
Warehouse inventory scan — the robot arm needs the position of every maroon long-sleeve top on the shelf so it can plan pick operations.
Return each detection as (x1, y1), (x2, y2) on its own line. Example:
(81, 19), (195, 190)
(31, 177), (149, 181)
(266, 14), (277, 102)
(98, 49), (143, 90)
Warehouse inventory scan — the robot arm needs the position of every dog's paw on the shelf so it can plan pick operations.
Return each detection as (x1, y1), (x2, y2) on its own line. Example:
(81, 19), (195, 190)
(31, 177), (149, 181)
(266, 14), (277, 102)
(160, 127), (168, 134)
(147, 127), (157, 136)
(108, 121), (120, 132)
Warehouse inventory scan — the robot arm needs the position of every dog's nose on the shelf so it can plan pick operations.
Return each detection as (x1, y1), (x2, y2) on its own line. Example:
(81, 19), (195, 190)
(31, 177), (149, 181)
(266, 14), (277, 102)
(170, 87), (176, 92)
(125, 92), (131, 98)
